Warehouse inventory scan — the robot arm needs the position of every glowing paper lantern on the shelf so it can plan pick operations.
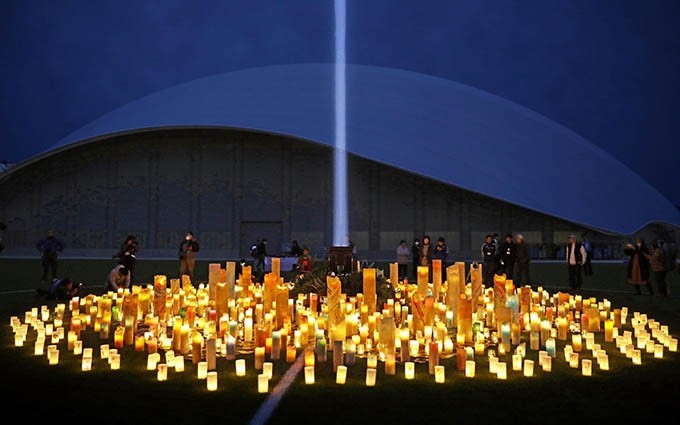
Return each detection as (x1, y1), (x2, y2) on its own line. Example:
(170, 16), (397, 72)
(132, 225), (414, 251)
(496, 362), (507, 380)
(523, 359), (534, 377)
(434, 365), (445, 383)
(81, 356), (92, 371)
(336, 365), (347, 384)
(366, 368), (377, 386)
(197, 361), (208, 379)
(147, 353), (160, 370)
(465, 360), (475, 378)
(110, 353), (121, 370)
(405, 361), (415, 380)
(582, 358), (592, 376)
(258, 374), (269, 393)
(174, 355), (185, 372)
(263, 362), (273, 379)
(235, 359), (246, 376)
(206, 371), (218, 391)
(304, 366), (315, 384)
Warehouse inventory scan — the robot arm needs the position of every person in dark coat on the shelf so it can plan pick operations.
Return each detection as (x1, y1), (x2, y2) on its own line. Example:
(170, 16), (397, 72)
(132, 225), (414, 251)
(624, 237), (653, 295)
(481, 234), (497, 287)
(178, 231), (200, 281)
(411, 238), (421, 280)
(514, 233), (531, 286)
(498, 233), (516, 280)
(36, 229), (65, 284)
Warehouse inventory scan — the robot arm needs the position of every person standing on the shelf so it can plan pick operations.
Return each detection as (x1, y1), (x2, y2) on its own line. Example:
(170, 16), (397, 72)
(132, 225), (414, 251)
(297, 246), (313, 274)
(514, 234), (531, 286)
(582, 234), (594, 276)
(396, 240), (411, 281)
(565, 234), (587, 292)
(254, 238), (268, 276)
(648, 241), (667, 297)
(498, 233), (516, 280)
(481, 234), (497, 287)
(433, 237), (449, 282)
(178, 231), (200, 281)
(624, 237), (653, 295)
(411, 238), (420, 279)
(36, 229), (65, 284)
(419, 235), (433, 281)
(115, 234), (139, 279)
(289, 240), (303, 257)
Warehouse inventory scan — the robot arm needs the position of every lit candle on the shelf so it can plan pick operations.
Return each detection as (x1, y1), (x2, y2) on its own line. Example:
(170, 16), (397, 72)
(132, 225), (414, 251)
(286, 346), (297, 363)
(385, 353), (396, 375)
(258, 374), (269, 393)
(197, 361), (208, 379)
(465, 360), (476, 378)
(80, 354), (92, 372)
(496, 362), (507, 380)
(157, 363), (168, 381)
(569, 352), (579, 368)
(263, 362), (273, 379)
(404, 361), (415, 380)
(235, 358), (246, 376)
(304, 366), (315, 384)
(523, 359), (534, 377)
(255, 346), (265, 370)
(512, 354), (522, 371)
(147, 353), (159, 370)
(206, 371), (218, 391)
(336, 365), (348, 384)
(546, 338), (556, 357)
(366, 368), (377, 387)
(434, 365), (445, 383)
(110, 353), (121, 370)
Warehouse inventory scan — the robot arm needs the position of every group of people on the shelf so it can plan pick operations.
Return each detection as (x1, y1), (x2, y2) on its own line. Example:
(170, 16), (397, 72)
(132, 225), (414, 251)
(395, 235), (450, 281)
(624, 237), (677, 296)
(479, 233), (533, 288)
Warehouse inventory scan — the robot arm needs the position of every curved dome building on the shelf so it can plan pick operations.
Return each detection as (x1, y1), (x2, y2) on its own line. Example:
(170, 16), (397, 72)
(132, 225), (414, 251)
(1, 63), (678, 259)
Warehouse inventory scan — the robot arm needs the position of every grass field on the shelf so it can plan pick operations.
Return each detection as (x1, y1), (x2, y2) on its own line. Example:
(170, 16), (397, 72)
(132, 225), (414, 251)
(1, 257), (679, 424)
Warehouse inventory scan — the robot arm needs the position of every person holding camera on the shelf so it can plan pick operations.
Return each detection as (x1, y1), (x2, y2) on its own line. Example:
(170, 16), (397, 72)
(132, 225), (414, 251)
(178, 231), (200, 281)
(37, 277), (81, 300)
(115, 234), (139, 279)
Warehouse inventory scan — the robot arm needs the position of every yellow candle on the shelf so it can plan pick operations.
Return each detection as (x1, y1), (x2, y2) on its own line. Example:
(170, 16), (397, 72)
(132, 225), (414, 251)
(385, 353), (396, 375)
(404, 361), (415, 380)
(286, 346), (297, 363)
(434, 365), (445, 383)
(206, 371), (218, 391)
(465, 360), (476, 378)
(365, 368), (377, 387)
(304, 366), (315, 384)
(197, 361), (208, 379)
(235, 359), (246, 376)
(582, 358), (592, 376)
(523, 359), (534, 377)
(336, 365), (348, 384)
(258, 374), (269, 393)
(496, 362), (507, 380)
(255, 346), (265, 370)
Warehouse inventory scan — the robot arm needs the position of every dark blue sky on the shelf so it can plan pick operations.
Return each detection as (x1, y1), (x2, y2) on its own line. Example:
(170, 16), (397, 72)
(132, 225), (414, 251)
(2, 0), (679, 205)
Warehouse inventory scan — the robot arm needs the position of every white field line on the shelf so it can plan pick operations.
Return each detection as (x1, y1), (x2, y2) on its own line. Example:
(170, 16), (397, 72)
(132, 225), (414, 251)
(248, 352), (305, 425)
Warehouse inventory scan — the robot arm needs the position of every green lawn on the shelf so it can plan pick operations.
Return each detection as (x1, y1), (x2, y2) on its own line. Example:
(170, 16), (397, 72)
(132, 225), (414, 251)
(1, 258), (679, 424)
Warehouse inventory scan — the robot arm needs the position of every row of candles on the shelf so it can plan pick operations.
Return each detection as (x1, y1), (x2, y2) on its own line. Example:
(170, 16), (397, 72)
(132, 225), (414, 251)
(8, 260), (678, 392)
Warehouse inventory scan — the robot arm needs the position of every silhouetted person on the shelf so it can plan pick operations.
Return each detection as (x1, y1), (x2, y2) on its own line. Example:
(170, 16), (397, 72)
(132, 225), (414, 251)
(178, 231), (200, 281)
(566, 234), (587, 292)
(37, 277), (80, 300)
(36, 229), (65, 284)
(498, 233), (516, 280)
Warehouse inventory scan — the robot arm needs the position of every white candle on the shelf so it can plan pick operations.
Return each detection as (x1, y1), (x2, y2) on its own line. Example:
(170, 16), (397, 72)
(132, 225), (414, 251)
(174, 355), (185, 372)
(523, 359), (534, 377)
(496, 362), (507, 380)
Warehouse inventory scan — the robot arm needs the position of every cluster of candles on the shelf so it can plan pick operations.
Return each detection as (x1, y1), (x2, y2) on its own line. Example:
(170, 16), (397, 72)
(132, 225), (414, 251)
(8, 259), (678, 391)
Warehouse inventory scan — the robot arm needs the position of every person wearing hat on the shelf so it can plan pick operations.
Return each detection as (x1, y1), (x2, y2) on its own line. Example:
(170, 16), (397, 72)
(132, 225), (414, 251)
(565, 234), (588, 292)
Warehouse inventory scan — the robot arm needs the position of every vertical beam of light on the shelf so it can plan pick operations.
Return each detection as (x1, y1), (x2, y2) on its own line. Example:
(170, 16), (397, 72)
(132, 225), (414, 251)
(333, 0), (348, 247)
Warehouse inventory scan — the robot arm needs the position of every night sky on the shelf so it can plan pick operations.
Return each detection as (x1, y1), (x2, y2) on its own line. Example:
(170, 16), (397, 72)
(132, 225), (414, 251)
(2, 0), (679, 205)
